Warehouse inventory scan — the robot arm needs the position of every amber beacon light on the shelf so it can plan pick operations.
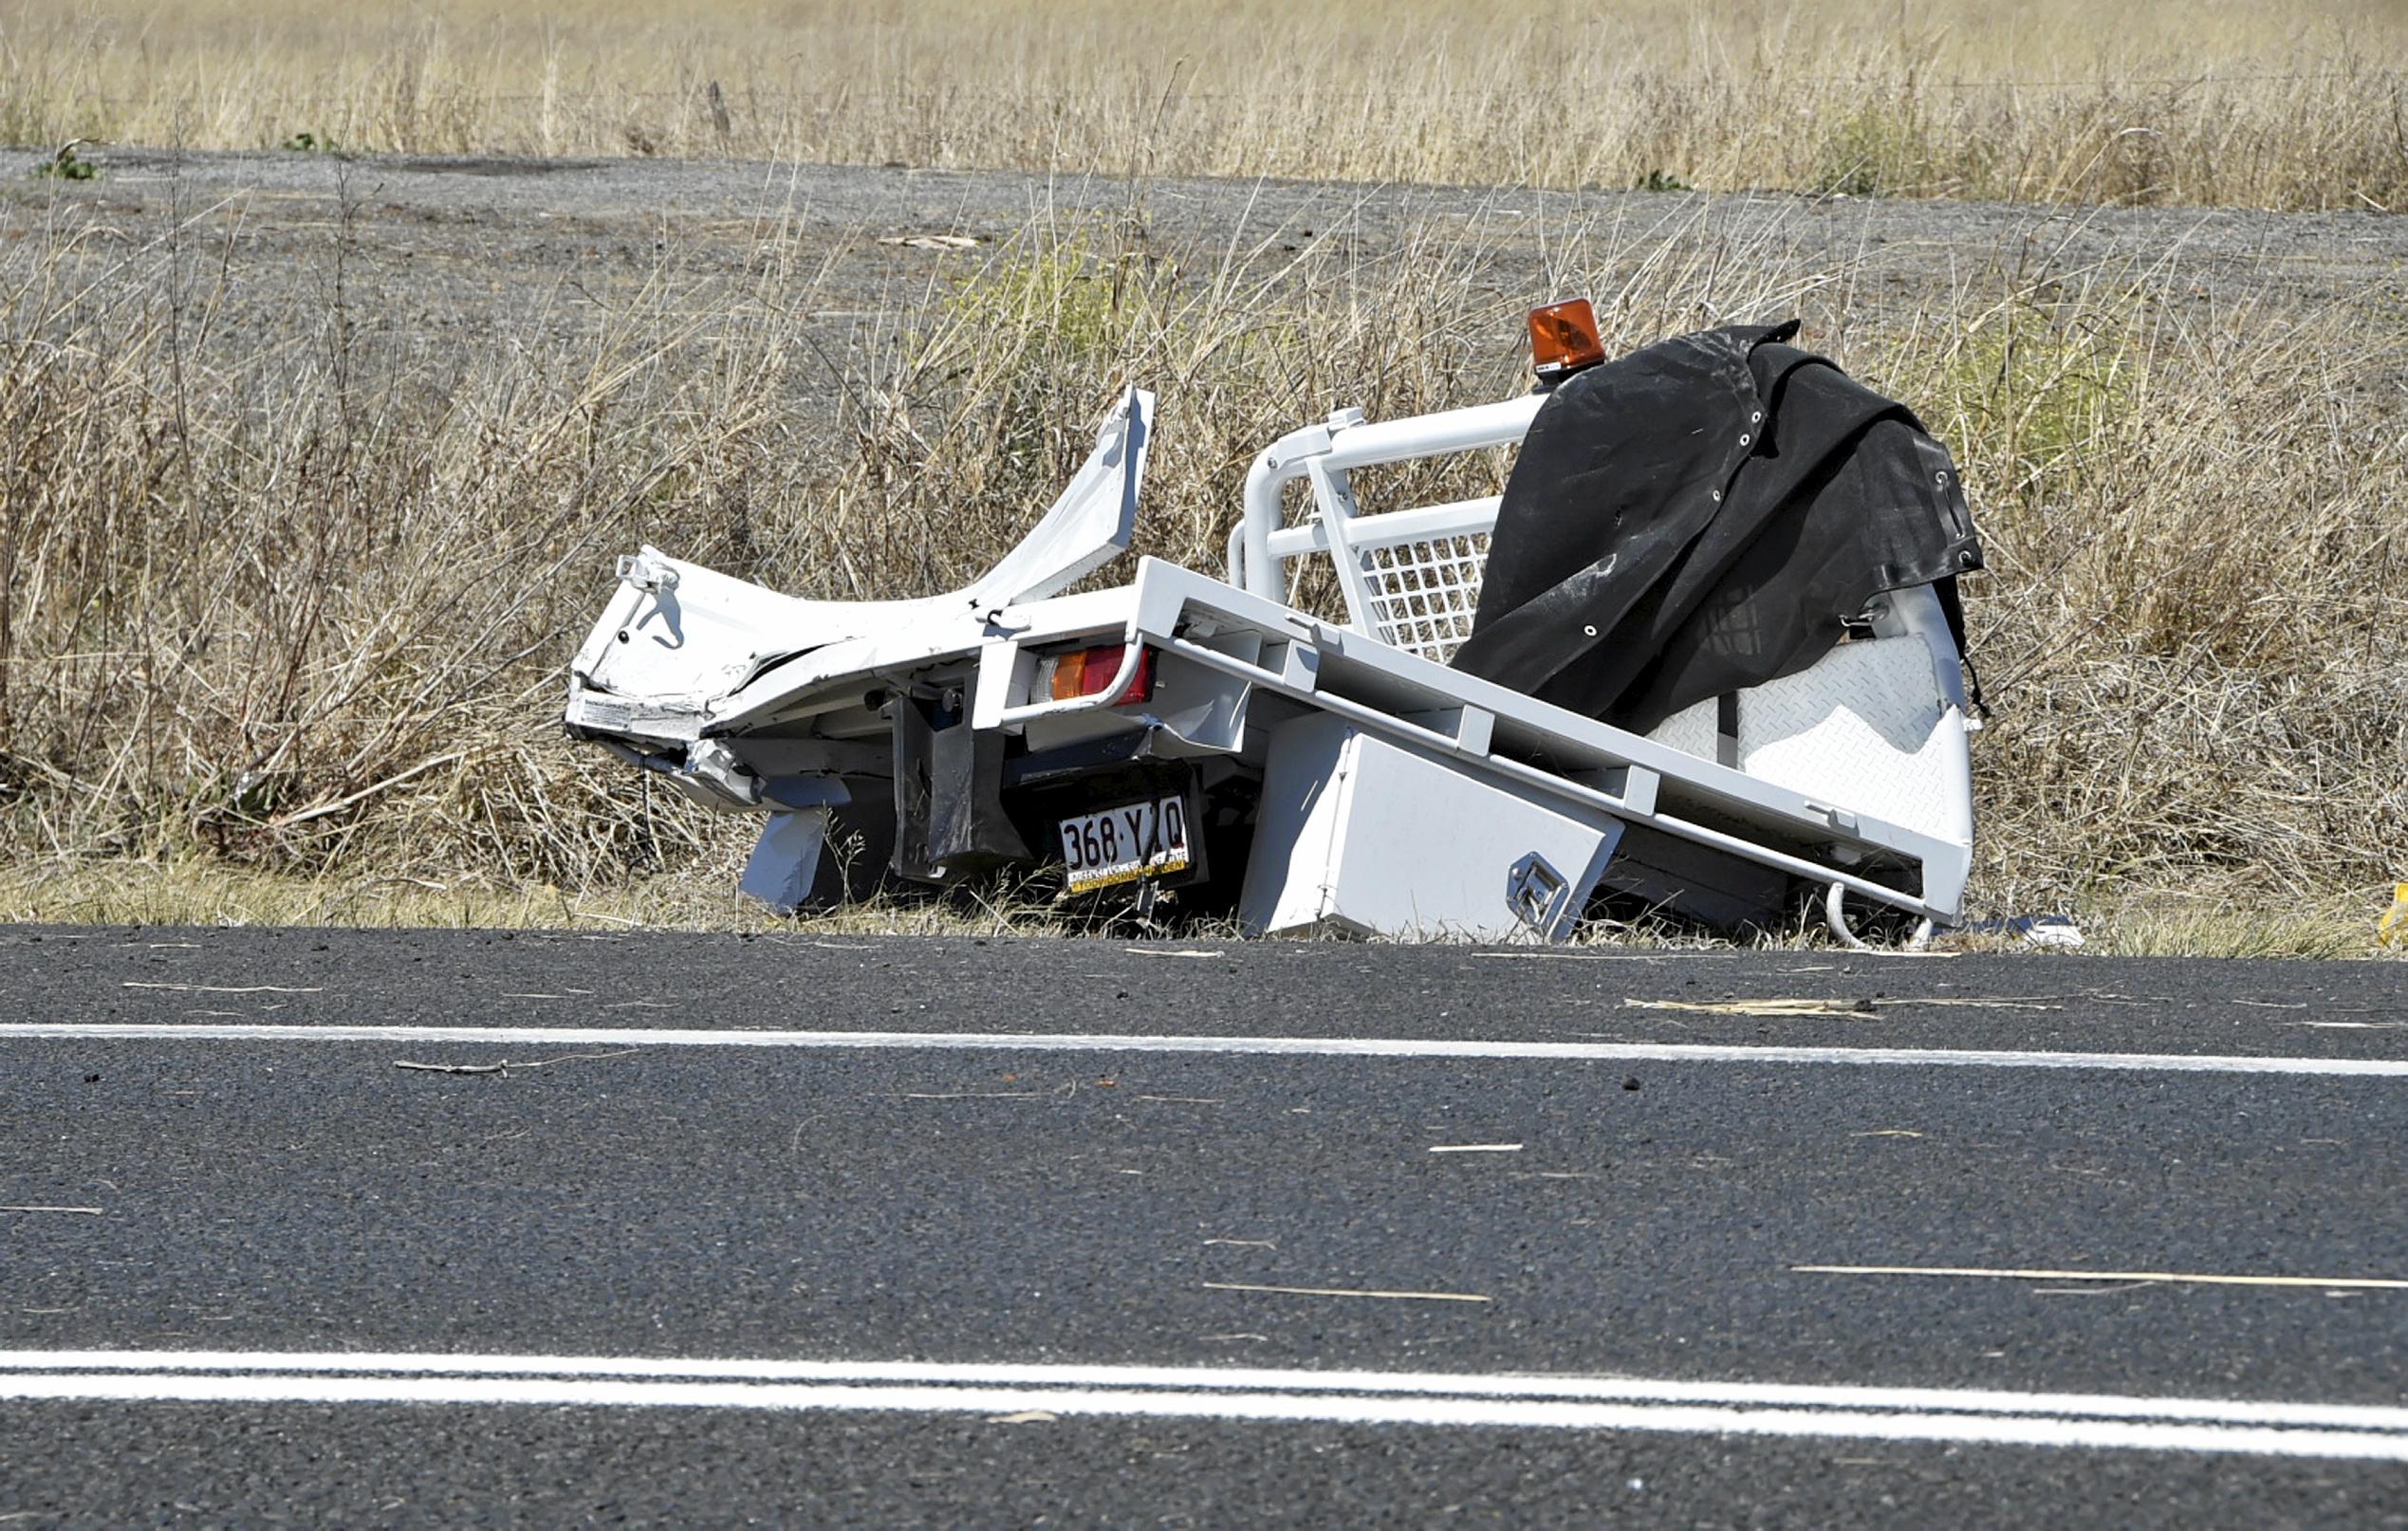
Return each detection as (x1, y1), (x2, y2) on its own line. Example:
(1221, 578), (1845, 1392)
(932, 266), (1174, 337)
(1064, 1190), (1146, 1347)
(1528, 298), (1606, 383)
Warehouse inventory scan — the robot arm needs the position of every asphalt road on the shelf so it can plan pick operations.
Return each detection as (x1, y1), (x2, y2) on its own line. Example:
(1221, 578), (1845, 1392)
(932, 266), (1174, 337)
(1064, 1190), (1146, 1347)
(4, 927), (2405, 1526)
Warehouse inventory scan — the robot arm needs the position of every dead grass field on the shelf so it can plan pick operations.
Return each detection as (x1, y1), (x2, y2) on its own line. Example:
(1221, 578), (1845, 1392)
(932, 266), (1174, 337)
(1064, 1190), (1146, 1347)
(0, 140), (2401, 954)
(6, 0), (2407, 212)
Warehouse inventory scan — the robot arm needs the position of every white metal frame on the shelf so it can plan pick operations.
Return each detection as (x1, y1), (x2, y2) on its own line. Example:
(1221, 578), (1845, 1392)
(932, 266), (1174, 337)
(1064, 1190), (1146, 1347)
(1230, 395), (1542, 655)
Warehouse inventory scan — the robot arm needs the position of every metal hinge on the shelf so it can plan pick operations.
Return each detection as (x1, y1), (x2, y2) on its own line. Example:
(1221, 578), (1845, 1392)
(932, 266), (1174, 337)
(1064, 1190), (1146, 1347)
(617, 552), (680, 595)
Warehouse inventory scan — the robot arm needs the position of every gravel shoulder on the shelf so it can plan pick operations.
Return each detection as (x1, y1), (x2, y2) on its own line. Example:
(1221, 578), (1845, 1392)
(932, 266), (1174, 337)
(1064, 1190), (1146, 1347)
(7, 147), (2401, 409)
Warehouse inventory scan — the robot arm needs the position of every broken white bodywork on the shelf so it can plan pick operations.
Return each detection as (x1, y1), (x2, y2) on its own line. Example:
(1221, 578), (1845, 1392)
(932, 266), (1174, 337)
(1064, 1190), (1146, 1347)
(571, 390), (1153, 756)
(565, 387), (1976, 943)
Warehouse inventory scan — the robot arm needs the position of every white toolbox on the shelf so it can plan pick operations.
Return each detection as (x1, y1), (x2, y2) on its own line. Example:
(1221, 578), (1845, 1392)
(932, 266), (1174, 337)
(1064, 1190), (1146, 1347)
(1238, 712), (1626, 941)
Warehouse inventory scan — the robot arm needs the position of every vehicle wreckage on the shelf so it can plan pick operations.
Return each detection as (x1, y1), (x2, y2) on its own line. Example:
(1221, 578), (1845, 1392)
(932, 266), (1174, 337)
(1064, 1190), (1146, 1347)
(565, 301), (1983, 946)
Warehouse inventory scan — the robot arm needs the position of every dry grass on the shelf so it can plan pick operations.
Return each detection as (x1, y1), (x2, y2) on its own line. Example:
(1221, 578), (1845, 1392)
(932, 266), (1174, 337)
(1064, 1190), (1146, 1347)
(0, 165), (2402, 951)
(0, 858), (1056, 936)
(3, 862), (2380, 960)
(5, 0), (2406, 211)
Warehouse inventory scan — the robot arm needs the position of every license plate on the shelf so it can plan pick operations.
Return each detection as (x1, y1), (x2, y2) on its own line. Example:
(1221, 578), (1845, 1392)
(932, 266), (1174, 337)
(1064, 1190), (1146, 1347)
(1059, 795), (1192, 894)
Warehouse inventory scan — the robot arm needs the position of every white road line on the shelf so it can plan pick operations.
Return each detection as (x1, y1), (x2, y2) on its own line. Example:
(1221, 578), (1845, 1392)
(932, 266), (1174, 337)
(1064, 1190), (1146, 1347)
(2, 1022), (2404, 1077)
(1796, 1264), (2408, 1291)
(1, 1352), (2402, 1459)
(12, 1350), (2404, 1427)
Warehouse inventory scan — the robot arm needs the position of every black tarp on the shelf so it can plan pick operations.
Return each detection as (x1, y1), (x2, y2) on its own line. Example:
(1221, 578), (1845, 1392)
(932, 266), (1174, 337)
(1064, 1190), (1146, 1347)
(1449, 321), (1981, 732)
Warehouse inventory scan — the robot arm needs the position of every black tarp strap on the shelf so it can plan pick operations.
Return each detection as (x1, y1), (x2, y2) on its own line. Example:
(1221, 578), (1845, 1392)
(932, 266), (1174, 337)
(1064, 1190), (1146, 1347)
(1933, 576), (1992, 720)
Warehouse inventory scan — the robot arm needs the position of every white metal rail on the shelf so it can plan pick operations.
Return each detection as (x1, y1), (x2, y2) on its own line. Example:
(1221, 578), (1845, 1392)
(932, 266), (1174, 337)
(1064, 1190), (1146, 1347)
(1231, 396), (1544, 605)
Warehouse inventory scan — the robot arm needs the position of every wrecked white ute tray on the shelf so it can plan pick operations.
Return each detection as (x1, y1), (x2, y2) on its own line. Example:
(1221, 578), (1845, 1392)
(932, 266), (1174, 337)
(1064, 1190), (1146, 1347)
(567, 323), (1982, 947)
(569, 388), (1153, 742)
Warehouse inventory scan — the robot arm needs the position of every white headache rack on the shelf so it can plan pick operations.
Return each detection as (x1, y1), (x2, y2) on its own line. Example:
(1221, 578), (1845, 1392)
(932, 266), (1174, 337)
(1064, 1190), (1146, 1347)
(1230, 396), (1541, 663)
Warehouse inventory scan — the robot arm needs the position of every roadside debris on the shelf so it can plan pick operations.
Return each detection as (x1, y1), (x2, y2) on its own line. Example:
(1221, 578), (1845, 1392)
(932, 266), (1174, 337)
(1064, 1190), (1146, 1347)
(2381, 883), (2408, 946)
(392, 1050), (637, 1077)
(1626, 997), (1877, 1018)
(1956, 915), (2085, 950)
(565, 302), (1983, 947)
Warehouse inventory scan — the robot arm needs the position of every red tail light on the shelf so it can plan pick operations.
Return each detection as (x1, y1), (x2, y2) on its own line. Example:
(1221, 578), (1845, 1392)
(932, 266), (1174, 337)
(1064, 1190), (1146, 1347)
(1044, 644), (1155, 705)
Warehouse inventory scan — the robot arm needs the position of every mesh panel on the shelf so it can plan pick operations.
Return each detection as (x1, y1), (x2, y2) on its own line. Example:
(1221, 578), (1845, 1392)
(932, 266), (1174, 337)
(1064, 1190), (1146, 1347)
(1357, 533), (1491, 663)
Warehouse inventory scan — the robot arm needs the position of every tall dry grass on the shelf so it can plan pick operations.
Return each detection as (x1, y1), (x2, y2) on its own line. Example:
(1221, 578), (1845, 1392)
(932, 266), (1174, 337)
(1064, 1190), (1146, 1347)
(5, 0), (2406, 211)
(1, 180), (2400, 946)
